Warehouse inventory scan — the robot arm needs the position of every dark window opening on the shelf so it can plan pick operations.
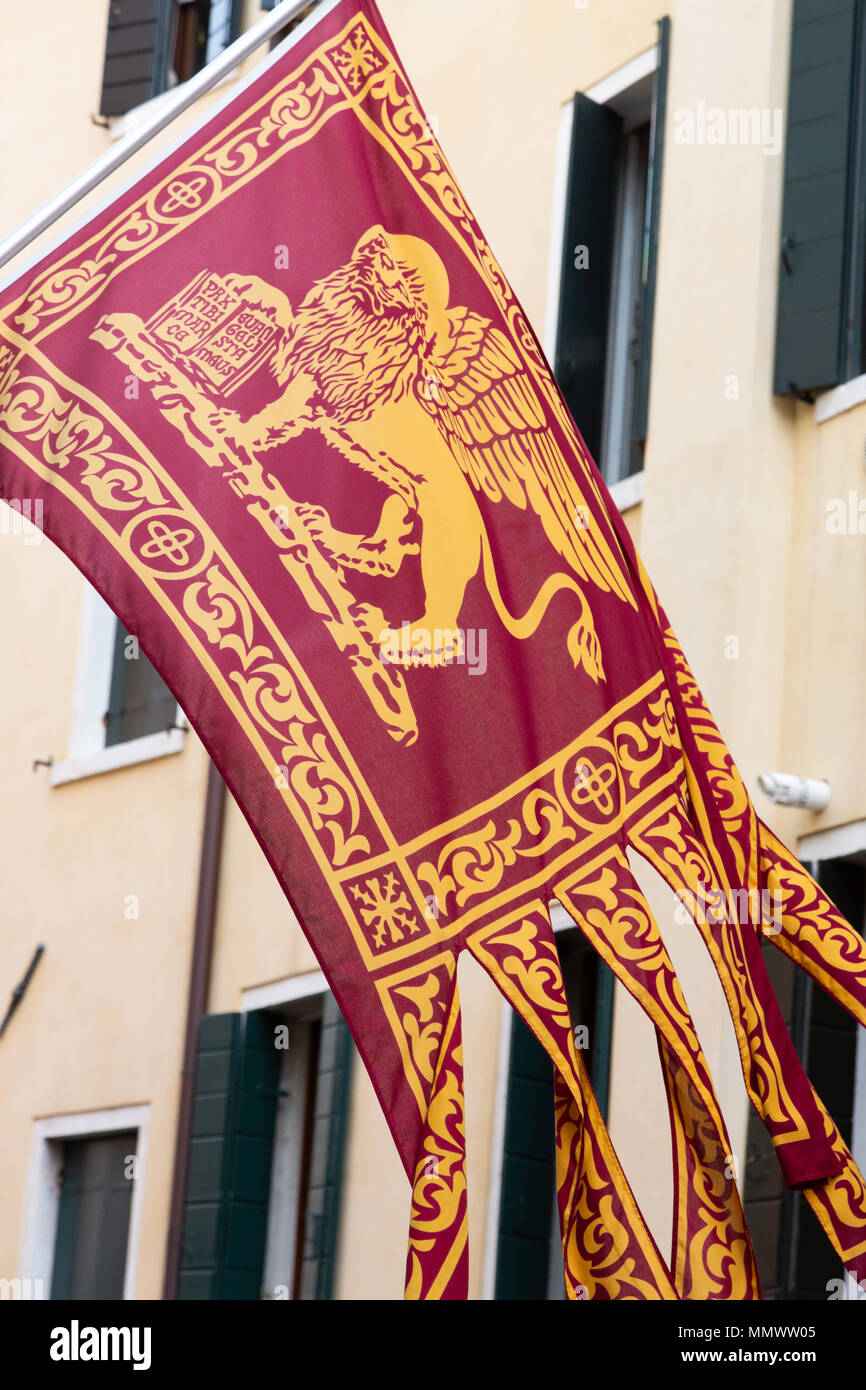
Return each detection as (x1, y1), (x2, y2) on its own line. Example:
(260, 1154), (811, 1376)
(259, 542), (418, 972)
(169, 0), (211, 87)
(742, 856), (865, 1298)
(494, 926), (614, 1300)
(601, 119), (651, 484)
(104, 619), (178, 747)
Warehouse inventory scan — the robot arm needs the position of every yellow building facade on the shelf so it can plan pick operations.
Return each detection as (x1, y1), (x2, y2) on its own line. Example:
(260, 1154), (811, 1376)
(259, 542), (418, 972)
(1, 0), (864, 1301)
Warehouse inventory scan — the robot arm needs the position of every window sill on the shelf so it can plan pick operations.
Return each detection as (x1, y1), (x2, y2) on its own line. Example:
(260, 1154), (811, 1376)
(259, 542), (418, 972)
(108, 66), (241, 142)
(108, 88), (178, 143)
(50, 728), (186, 787)
(607, 469), (645, 513)
(814, 374), (866, 424)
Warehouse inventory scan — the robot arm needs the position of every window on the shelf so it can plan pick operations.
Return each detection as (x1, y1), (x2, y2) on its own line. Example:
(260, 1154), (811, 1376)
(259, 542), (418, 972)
(99, 0), (243, 118)
(554, 20), (670, 487)
(51, 1132), (137, 1299)
(774, 0), (866, 396)
(50, 587), (184, 785)
(263, 991), (354, 1300)
(493, 920), (614, 1300)
(18, 1106), (149, 1301)
(179, 993), (353, 1299)
(741, 855), (866, 1298)
(601, 120), (651, 484)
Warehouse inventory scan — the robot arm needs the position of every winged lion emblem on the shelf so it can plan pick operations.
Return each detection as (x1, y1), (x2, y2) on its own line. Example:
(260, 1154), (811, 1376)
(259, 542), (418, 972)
(93, 226), (635, 743)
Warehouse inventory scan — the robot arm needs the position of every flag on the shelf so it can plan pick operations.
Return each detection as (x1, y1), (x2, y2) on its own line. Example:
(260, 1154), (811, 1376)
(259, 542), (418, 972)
(1, 0), (864, 1299)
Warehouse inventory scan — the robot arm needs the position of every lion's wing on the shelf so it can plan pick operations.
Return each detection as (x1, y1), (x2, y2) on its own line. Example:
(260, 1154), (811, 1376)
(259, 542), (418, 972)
(419, 307), (635, 607)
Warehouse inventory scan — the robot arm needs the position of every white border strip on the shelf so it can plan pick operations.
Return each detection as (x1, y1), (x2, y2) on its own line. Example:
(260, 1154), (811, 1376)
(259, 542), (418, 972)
(814, 373), (866, 425)
(542, 100), (576, 366)
(798, 819), (866, 863)
(50, 727), (186, 786)
(65, 585), (118, 760)
(584, 46), (658, 106)
(241, 970), (327, 1012)
(608, 469), (645, 513)
(480, 995), (513, 1299)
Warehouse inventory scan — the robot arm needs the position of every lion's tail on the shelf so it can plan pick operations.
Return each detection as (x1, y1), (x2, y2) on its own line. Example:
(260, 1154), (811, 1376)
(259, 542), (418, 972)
(480, 530), (605, 683)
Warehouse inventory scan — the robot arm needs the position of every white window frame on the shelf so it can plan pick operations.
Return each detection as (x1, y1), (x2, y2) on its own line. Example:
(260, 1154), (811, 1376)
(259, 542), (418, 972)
(242, 971), (328, 1300)
(17, 1104), (150, 1300)
(798, 824), (866, 1181)
(799, 824), (866, 1299)
(50, 582), (186, 786)
(601, 119), (651, 489)
(543, 46), (658, 515)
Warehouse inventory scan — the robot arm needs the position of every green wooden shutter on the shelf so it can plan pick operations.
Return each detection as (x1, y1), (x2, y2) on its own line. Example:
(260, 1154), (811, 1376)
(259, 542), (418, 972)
(179, 1010), (281, 1299)
(774, 0), (862, 395)
(631, 16), (670, 447)
(296, 995), (353, 1300)
(494, 1016), (556, 1300)
(555, 95), (623, 465)
(51, 1132), (136, 1299)
(99, 0), (174, 118)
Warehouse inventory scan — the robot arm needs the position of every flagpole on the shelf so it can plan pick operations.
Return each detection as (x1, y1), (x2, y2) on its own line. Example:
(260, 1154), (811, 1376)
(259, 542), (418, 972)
(0, 0), (326, 273)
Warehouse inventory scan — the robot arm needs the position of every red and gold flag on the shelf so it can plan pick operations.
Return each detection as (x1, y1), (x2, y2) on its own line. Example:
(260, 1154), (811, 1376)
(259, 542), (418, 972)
(1, 0), (864, 1299)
